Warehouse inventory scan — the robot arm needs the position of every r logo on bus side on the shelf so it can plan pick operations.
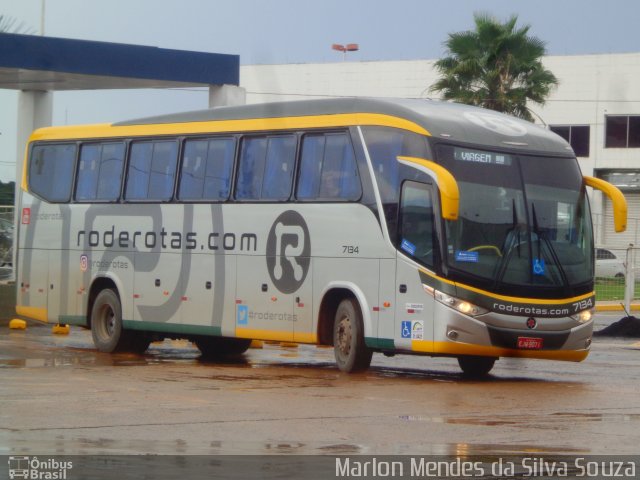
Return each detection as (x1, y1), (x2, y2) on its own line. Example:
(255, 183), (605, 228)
(266, 211), (311, 294)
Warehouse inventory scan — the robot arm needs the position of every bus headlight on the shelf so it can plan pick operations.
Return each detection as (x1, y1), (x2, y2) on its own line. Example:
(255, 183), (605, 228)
(433, 290), (488, 317)
(571, 309), (593, 323)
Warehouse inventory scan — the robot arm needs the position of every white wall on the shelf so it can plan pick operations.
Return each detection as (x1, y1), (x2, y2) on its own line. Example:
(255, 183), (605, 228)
(241, 52), (640, 180)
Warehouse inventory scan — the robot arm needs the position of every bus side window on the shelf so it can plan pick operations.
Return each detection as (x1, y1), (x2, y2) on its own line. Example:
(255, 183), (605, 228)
(236, 135), (296, 201)
(399, 181), (435, 267)
(29, 144), (76, 203)
(126, 140), (178, 201)
(297, 135), (325, 199)
(263, 136), (296, 200)
(76, 142), (124, 201)
(297, 132), (361, 201)
(179, 137), (235, 201)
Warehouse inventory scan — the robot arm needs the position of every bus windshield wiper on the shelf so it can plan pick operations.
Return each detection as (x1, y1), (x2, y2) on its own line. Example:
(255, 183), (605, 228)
(512, 198), (521, 258)
(493, 198), (523, 286)
(531, 203), (570, 289)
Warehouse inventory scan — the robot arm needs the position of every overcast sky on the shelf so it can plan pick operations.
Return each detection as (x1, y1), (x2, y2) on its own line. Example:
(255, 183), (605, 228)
(1, 0), (640, 181)
(3, 0), (640, 63)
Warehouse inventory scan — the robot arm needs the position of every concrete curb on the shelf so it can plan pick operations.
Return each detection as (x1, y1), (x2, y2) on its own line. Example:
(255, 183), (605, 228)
(595, 303), (640, 312)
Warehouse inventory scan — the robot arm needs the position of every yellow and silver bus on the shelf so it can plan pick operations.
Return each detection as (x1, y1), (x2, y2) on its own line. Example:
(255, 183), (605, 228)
(16, 98), (627, 376)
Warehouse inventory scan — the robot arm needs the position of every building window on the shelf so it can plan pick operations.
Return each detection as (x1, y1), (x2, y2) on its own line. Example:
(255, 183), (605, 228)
(550, 125), (590, 157)
(605, 115), (640, 148)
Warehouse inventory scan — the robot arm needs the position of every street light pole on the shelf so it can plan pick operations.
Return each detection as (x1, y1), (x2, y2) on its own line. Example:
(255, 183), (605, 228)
(40, 0), (46, 35)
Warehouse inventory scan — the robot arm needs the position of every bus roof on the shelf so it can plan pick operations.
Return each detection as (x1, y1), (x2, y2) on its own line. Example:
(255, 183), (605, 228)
(117, 98), (572, 155)
(34, 98), (572, 156)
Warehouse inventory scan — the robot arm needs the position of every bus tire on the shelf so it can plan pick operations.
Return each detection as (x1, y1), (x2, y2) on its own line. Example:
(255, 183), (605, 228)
(195, 336), (252, 358)
(457, 355), (496, 378)
(333, 298), (372, 373)
(90, 288), (129, 353)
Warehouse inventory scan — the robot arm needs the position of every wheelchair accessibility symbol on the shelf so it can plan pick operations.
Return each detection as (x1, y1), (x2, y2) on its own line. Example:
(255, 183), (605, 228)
(401, 321), (411, 339)
(533, 258), (546, 276)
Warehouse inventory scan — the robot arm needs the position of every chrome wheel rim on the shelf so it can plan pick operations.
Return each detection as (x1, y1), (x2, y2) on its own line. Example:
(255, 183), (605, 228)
(98, 304), (116, 338)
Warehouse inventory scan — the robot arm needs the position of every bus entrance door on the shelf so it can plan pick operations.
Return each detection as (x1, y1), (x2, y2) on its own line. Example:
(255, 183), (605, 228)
(395, 258), (435, 353)
(377, 258), (397, 344)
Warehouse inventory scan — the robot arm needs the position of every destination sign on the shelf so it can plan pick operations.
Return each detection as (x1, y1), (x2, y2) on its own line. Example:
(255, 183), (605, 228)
(454, 148), (512, 166)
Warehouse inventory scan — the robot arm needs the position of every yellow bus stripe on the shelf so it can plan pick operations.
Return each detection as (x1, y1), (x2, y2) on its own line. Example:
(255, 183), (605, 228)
(413, 340), (588, 362)
(27, 113), (431, 142)
(15, 306), (48, 323)
(234, 328), (317, 344)
(420, 268), (594, 306)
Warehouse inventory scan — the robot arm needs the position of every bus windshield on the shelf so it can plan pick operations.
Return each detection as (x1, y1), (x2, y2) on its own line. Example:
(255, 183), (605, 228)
(436, 144), (593, 296)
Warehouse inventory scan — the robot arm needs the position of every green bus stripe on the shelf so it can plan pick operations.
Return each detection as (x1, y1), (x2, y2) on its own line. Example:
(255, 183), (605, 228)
(366, 337), (394, 350)
(59, 315), (88, 326)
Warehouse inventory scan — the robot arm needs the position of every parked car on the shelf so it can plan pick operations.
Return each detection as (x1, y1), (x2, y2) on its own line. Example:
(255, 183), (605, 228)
(595, 247), (625, 278)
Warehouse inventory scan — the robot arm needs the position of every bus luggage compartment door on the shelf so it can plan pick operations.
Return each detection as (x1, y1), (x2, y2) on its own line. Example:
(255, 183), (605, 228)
(235, 255), (294, 342)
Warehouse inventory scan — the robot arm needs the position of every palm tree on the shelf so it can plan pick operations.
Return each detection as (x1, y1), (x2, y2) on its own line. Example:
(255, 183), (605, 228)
(430, 13), (558, 122)
(0, 14), (34, 34)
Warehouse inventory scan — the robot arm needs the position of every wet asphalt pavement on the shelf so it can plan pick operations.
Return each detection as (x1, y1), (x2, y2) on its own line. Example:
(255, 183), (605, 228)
(1, 312), (639, 456)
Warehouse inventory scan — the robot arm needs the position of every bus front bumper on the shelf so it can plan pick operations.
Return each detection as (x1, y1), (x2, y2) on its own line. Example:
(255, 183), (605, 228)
(416, 303), (593, 362)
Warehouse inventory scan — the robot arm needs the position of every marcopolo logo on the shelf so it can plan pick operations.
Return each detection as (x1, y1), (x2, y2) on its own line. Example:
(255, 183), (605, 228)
(463, 111), (528, 137)
(266, 210), (310, 294)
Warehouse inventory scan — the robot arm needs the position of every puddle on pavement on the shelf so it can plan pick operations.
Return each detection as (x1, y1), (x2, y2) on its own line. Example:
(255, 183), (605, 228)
(4, 432), (588, 455)
(3, 432), (369, 455)
(263, 442), (307, 454)
(0, 326), (613, 386)
(432, 443), (589, 455)
(399, 411), (640, 430)
(550, 412), (640, 422)
(317, 444), (363, 454)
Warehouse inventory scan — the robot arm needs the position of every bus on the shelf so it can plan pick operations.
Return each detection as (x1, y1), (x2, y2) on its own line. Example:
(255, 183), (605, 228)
(16, 98), (627, 376)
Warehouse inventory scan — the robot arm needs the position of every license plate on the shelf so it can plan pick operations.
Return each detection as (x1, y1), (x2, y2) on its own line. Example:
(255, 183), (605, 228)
(517, 337), (544, 349)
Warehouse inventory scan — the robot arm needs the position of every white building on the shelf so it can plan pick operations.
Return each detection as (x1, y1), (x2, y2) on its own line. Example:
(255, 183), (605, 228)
(241, 52), (640, 248)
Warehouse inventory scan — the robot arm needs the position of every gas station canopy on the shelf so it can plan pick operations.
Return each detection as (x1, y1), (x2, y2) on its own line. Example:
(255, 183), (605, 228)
(0, 32), (239, 91)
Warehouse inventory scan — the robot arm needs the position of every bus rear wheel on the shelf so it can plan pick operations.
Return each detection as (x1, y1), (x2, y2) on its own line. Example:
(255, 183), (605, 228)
(195, 336), (252, 358)
(333, 298), (372, 373)
(91, 288), (131, 353)
(457, 355), (497, 378)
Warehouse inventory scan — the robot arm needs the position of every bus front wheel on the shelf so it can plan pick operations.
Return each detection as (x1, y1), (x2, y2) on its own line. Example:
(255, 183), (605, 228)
(333, 298), (372, 373)
(91, 288), (131, 353)
(457, 355), (497, 378)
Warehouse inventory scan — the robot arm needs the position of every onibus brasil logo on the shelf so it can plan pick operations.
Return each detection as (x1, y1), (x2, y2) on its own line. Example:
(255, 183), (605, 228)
(8, 456), (73, 479)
